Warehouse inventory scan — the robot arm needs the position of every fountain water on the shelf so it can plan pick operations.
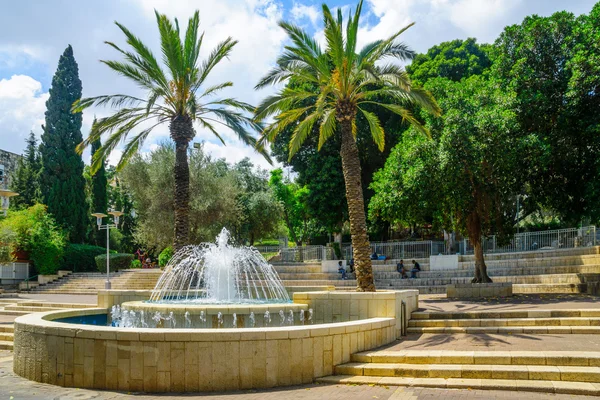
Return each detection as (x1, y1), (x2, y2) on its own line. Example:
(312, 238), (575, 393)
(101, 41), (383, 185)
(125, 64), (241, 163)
(149, 228), (289, 304)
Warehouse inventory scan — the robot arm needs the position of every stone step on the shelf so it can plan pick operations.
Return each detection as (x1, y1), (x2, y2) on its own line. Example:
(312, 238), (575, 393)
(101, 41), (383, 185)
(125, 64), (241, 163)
(316, 375), (600, 396)
(352, 350), (600, 366)
(15, 302), (97, 309)
(0, 340), (13, 350)
(410, 309), (600, 320)
(0, 325), (14, 333)
(3, 306), (65, 312)
(409, 317), (600, 328)
(406, 326), (600, 334)
(0, 310), (29, 316)
(514, 283), (587, 294)
(335, 362), (600, 382)
(0, 332), (13, 341)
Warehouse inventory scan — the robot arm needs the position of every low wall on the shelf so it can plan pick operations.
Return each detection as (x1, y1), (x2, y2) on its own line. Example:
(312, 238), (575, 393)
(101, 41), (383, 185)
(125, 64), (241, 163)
(13, 309), (395, 392)
(447, 283), (513, 298)
(98, 290), (153, 309)
(430, 254), (459, 271)
(292, 290), (418, 338)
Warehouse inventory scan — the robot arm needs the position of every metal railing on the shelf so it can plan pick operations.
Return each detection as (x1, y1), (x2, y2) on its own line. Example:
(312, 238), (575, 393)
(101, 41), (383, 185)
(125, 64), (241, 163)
(342, 240), (446, 261)
(278, 246), (335, 262)
(459, 226), (597, 255)
(254, 245), (282, 254)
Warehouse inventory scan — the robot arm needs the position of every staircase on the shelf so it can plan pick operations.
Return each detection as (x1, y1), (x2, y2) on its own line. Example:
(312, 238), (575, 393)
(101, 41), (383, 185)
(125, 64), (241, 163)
(408, 309), (600, 334)
(0, 298), (98, 350)
(28, 269), (163, 294)
(320, 349), (600, 396)
(272, 247), (600, 294)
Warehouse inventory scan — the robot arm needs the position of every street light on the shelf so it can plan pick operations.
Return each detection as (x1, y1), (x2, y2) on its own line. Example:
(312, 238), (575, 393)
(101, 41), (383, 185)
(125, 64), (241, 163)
(0, 189), (18, 216)
(92, 210), (124, 289)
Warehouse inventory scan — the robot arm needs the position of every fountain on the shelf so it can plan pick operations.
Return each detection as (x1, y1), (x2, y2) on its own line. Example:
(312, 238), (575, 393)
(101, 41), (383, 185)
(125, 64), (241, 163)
(117, 228), (306, 328)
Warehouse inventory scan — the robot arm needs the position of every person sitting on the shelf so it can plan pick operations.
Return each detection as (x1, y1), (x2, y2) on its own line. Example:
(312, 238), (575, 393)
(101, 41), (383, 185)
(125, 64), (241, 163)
(338, 261), (347, 280)
(349, 259), (355, 273)
(410, 260), (421, 279)
(370, 251), (379, 260)
(397, 260), (407, 279)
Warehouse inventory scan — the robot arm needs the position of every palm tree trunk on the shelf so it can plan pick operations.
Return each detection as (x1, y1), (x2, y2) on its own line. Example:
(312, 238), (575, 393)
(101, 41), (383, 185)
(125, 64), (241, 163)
(339, 118), (375, 292)
(170, 115), (194, 250)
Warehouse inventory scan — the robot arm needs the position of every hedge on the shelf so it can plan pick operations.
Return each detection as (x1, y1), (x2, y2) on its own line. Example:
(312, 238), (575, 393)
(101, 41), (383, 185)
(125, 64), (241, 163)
(95, 253), (134, 273)
(61, 244), (109, 272)
(158, 246), (174, 267)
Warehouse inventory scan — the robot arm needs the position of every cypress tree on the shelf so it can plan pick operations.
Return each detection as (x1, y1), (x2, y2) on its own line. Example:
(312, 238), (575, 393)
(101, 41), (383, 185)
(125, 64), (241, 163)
(90, 133), (108, 246)
(39, 45), (87, 242)
(10, 131), (42, 209)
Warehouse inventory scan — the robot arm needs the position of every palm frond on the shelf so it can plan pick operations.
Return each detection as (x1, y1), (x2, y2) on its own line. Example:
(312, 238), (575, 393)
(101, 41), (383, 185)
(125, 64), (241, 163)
(289, 111), (320, 159)
(155, 10), (184, 83)
(322, 4), (345, 69)
(200, 82), (233, 98)
(318, 108), (337, 150)
(359, 107), (385, 151)
(197, 37), (237, 86)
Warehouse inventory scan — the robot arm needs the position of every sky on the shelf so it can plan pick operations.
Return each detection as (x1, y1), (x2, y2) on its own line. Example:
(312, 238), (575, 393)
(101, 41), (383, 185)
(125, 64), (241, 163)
(0, 0), (597, 170)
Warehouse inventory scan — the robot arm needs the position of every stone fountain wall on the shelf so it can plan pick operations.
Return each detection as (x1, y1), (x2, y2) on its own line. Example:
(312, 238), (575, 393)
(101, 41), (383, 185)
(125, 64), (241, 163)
(13, 308), (395, 392)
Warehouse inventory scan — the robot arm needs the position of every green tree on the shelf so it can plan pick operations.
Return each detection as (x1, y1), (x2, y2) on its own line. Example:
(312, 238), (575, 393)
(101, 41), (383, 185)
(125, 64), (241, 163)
(268, 169), (311, 245)
(73, 11), (267, 250)
(254, 1), (440, 291)
(492, 10), (600, 224)
(119, 142), (242, 252)
(407, 38), (492, 86)
(10, 132), (41, 209)
(39, 45), (87, 242)
(90, 133), (108, 246)
(232, 158), (282, 245)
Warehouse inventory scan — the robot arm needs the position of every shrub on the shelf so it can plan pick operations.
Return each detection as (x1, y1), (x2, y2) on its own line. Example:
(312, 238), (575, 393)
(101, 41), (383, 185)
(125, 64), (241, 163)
(95, 253), (134, 272)
(0, 204), (65, 275)
(62, 244), (109, 272)
(158, 246), (174, 267)
(131, 259), (142, 269)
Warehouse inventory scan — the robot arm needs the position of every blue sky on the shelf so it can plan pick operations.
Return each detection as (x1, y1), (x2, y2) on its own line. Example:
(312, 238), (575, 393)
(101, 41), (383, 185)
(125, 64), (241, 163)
(0, 0), (597, 168)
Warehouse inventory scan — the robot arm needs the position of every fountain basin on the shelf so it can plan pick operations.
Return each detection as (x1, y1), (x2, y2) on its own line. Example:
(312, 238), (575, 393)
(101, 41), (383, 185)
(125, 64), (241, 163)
(13, 305), (397, 392)
(120, 301), (308, 328)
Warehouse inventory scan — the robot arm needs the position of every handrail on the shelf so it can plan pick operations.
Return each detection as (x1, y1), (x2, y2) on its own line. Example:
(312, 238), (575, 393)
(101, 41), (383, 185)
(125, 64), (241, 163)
(22, 274), (38, 290)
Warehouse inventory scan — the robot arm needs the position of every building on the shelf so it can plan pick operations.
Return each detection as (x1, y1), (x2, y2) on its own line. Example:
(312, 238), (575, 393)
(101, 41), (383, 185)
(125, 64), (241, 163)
(0, 149), (22, 190)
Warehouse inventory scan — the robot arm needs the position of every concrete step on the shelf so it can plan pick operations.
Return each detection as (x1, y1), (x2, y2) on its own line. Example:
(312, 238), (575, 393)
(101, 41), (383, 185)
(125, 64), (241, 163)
(409, 317), (600, 328)
(3, 306), (65, 312)
(0, 325), (14, 333)
(316, 375), (600, 396)
(406, 326), (600, 334)
(514, 283), (586, 294)
(0, 340), (13, 350)
(410, 309), (600, 320)
(0, 310), (29, 316)
(352, 350), (600, 366)
(335, 362), (600, 382)
(15, 302), (96, 309)
(0, 332), (13, 341)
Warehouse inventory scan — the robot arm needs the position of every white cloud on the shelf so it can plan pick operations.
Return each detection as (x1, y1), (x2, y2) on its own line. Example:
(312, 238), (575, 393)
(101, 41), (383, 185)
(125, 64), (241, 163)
(291, 3), (320, 28)
(0, 75), (48, 152)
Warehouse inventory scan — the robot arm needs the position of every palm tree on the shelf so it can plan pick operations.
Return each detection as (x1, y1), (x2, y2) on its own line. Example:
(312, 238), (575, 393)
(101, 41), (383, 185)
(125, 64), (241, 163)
(73, 11), (268, 250)
(254, 1), (440, 291)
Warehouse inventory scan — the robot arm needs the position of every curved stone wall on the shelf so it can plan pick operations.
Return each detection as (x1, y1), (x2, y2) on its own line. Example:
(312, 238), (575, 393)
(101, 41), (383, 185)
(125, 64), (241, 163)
(13, 308), (396, 392)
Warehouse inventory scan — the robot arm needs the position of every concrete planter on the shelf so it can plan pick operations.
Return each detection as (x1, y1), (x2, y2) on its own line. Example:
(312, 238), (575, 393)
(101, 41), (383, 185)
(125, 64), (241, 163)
(447, 282), (512, 298)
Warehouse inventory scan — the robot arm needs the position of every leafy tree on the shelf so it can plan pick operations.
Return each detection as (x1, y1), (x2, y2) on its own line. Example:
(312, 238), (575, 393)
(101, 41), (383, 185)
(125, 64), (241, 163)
(39, 45), (87, 242)
(268, 169), (311, 245)
(0, 204), (66, 275)
(245, 190), (283, 245)
(492, 10), (600, 224)
(73, 11), (268, 250)
(232, 158), (282, 245)
(10, 132), (41, 209)
(254, 1), (440, 291)
(90, 134), (108, 246)
(119, 142), (242, 252)
(407, 38), (492, 85)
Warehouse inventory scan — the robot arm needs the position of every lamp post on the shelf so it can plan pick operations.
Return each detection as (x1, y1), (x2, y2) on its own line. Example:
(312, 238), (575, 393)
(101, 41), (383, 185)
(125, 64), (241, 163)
(0, 189), (18, 216)
(92, 210), (124, 289)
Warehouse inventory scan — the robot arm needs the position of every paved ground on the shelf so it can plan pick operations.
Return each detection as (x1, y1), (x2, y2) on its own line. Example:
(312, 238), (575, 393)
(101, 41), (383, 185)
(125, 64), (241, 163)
(0, 354), (596, 400)
(419, 294), (600, 312)
(382, 333), (600, 351)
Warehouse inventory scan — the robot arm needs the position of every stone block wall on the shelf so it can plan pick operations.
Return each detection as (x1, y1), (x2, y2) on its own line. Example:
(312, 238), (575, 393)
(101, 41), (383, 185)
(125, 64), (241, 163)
(292, 290), (418, 338)
(13, 309), (395, 392)
(447, 283), (513, 298)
